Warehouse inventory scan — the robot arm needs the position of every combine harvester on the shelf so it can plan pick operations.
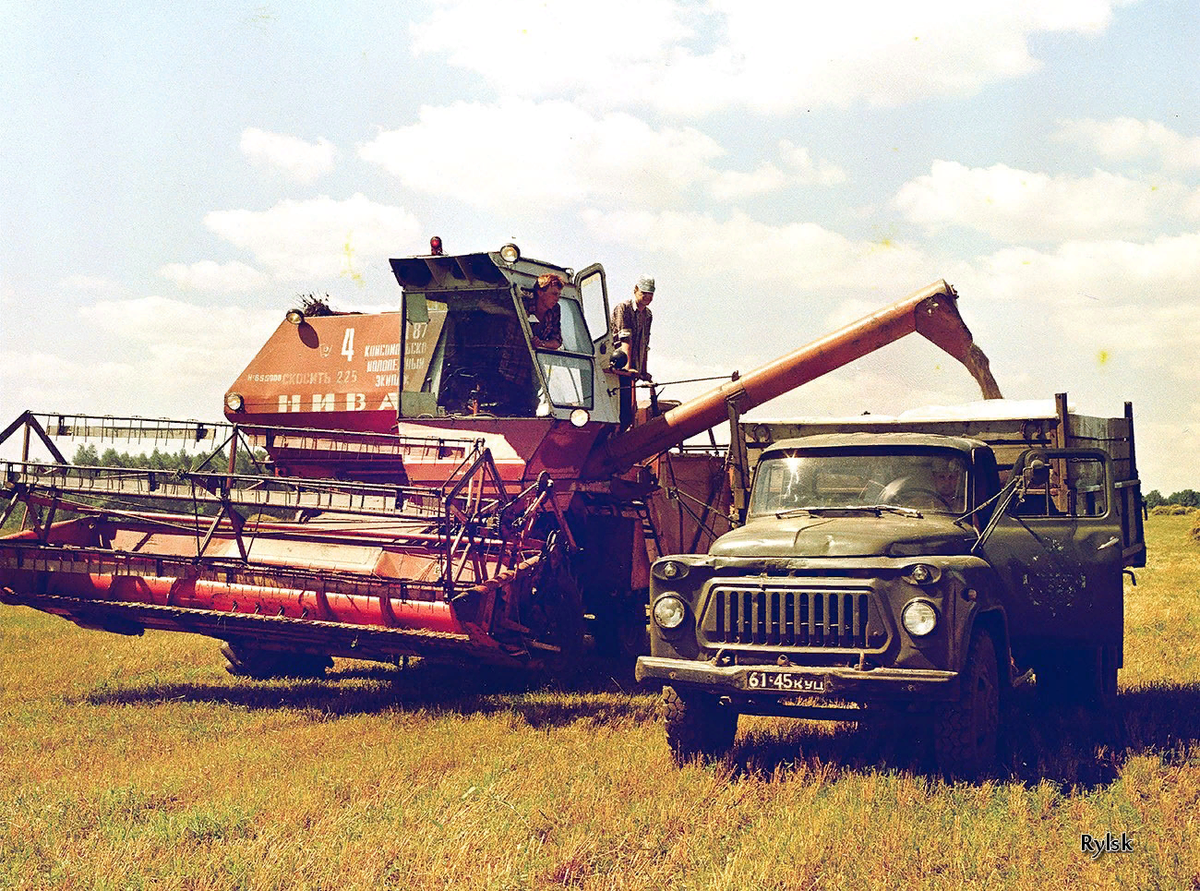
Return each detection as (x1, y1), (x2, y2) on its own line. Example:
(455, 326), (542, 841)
(0, 243), (1001, 677)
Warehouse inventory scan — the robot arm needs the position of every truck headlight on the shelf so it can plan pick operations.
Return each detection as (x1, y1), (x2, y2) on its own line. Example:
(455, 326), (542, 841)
(902, 599), (938, 637)
(652, 595), (686, 629)
(225, 393), (245, 412)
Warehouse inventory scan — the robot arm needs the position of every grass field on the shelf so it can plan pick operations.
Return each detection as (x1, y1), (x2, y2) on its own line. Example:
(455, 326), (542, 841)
(2, 514), (1199, 890)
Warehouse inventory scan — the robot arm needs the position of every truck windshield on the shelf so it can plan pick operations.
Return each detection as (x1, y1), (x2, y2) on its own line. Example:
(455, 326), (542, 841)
(748, 450), (969, 516)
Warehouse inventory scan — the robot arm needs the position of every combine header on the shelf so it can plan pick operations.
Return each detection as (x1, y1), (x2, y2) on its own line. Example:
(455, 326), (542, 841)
(0, 243), (1001, 676)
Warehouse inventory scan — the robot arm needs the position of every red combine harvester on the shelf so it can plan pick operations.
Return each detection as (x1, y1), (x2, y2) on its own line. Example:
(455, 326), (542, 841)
(0, 243), (1001, 677)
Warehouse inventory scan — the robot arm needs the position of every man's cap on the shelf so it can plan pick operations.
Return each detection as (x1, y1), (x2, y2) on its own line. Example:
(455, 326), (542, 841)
(636, 275), (655, 293)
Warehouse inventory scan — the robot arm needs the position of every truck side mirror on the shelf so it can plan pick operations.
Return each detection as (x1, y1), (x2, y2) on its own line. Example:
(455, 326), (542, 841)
(1023, 458), (1050, 488)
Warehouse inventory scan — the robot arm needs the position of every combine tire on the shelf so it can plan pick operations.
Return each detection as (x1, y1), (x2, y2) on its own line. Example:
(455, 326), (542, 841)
(933, 630), (999, 778)
(521, 545), (585, 677)
(221, 642), (332, 680)
(663, 684), (738, 765)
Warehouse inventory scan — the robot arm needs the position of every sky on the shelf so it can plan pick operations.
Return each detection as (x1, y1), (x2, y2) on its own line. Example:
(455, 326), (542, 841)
(2, 0), (1198, 493)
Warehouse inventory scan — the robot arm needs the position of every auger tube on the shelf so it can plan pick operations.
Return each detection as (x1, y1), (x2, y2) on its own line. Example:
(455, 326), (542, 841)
(590, 280), (1001, 477)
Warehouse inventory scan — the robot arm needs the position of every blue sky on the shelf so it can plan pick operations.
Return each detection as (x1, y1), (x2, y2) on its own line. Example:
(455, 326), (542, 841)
(3, 0), (1198, 492)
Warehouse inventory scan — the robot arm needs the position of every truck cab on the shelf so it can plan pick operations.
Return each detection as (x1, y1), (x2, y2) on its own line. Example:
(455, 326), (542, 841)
(636, 425), (1139, 776)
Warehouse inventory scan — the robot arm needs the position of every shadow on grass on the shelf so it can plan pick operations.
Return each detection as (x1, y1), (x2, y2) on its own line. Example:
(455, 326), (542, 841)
(727, 681), (1200, 789)
(76, 655), (658, 729)
(72, 660), (1200, 788)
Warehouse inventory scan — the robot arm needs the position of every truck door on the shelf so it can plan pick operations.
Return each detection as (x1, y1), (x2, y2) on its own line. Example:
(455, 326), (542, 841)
(980, 449), (1123, 648)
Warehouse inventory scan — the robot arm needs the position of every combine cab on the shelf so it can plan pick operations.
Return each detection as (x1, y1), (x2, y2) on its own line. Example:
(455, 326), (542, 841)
(0, 243), (1002, 676)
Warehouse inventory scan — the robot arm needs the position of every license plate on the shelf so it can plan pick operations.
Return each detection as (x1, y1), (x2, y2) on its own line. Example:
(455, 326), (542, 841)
(745, 671), (825, 694)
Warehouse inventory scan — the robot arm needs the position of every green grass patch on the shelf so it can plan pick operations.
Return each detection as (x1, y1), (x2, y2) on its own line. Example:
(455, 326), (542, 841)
(1, 515), (1199, 888)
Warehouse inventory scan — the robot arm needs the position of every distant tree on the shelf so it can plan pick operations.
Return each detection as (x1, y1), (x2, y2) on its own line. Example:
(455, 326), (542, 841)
(1145, 490), (1165, 510)
(66, 445), (266, 474)
(71, 444), (100, 465)
(1171, 489), (1200, 508)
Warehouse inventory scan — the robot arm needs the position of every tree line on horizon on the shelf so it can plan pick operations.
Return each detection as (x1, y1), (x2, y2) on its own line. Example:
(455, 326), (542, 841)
(69, 444), (267, 475)
(1145, 489), (1200, 510)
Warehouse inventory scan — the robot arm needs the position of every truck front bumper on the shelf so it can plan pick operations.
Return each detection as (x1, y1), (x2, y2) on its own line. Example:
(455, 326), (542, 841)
(635, 655), (960, 702)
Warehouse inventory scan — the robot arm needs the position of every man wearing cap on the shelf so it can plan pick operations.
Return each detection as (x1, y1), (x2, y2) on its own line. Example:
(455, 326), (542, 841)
(610, 275), (655, 426)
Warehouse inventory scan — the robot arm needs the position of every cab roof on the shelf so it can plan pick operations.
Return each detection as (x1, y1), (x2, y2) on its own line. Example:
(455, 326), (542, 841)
(762, 432), (985, 459)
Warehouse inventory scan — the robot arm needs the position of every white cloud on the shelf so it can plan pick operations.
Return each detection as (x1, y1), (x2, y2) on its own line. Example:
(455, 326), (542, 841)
(0, 298), (280, 423)
(964, 231), (1200, 307)
(582, 208), (933, 290)
(360, 100), (841, 210)
(361, 100), (722, 210)
(1055, 117), (1200, 171)
(158, 260), (269, 293)
(894, 160), (1180, 242)
(240, 128), (336, 183)
(707, 142), (848, 200)
(708, 164), (790, 201)
(410, 0), (691, 105)
(56, 274), (125, 296)
(203, 194), (422, 281)
(779, 140), (847, 186)
(79, 295), (279, 355)
(411, 0), (1125, 114)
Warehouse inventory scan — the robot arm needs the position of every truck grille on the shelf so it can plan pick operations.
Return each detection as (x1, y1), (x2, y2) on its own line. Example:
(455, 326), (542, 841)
(704, 586), (872, 648)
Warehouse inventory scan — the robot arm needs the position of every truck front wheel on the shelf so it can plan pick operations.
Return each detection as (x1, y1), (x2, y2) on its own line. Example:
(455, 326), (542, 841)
(933, 630), (999, 778)
(662, 684), (738, 765)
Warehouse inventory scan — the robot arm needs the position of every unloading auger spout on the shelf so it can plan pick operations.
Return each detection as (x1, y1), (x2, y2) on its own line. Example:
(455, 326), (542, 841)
(589, 280), (1002, 477)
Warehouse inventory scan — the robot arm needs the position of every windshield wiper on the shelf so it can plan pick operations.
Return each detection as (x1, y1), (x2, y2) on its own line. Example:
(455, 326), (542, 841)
(775, 505), (925, 519)
(775, 507), (814, 518)
(866, 504), (925, 518)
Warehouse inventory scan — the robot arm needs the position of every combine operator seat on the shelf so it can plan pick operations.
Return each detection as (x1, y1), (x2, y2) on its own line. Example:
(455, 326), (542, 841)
(433, 302), (537, 417)
(420, 286), (601, 420)
(392, 244), (618, 425)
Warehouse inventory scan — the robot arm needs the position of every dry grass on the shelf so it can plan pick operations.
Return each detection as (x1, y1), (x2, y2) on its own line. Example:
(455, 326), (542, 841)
(2, 515), (1199, 889)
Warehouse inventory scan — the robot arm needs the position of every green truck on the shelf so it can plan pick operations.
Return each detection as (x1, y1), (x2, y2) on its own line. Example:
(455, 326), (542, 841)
(636, 395), (1144, 775)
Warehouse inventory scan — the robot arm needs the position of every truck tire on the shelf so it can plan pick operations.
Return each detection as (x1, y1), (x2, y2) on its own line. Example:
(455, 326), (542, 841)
(662, 684), (738, 765)
(221, 642), (332, 680)
(933, 630), (999, 778)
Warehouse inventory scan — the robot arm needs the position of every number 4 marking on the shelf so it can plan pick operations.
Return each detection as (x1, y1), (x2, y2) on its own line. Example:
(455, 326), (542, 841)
(341, 327), (355, 362)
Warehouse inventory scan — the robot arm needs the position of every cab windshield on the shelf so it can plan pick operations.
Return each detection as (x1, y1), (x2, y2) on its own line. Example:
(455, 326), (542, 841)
(748, 450), (970, 516)
(415, 288), (594, 417)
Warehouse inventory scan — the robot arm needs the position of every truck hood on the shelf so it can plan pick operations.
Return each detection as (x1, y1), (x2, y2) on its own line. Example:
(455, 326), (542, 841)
(709, 513), (976, 559)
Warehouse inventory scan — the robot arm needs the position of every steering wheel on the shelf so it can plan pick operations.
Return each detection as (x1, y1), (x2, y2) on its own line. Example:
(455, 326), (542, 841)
(878, 477), (946, 508)
(439, 369), (481, 413)
(859, 479), (888, 502)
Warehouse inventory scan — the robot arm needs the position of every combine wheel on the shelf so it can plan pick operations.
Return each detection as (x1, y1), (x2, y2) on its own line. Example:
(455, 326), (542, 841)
(221, 642), (332, 680)
(662, 684), (738, 765)
(933, 630), (999, 778)
(516, 546), (585, 676)
(592, 592), (650, 661)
